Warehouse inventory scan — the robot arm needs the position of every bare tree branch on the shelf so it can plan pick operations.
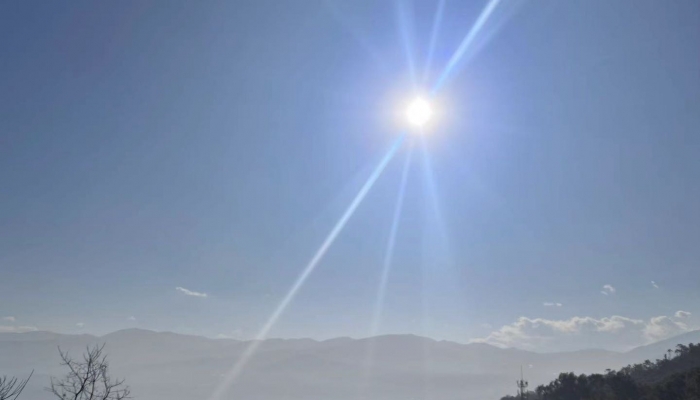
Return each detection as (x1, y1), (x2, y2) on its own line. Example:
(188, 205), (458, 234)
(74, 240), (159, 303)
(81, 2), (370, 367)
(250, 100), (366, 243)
(48, 344), (131, 400)
(0, 371), (33, 400)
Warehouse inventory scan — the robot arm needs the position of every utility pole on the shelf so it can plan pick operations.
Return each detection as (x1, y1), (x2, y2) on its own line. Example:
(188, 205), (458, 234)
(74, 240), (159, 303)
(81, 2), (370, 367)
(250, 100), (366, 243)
(516, 366), (528, 400)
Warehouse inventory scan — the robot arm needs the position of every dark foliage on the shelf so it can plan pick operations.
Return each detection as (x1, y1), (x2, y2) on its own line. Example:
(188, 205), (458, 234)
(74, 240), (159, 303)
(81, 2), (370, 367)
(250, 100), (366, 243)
(500, 343), (700, 400)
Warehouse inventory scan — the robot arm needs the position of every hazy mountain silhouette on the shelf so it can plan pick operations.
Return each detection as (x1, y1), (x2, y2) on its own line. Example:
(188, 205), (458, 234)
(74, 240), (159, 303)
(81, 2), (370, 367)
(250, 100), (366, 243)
(623, 330), (700, 364)
(2, 329), (700, 400)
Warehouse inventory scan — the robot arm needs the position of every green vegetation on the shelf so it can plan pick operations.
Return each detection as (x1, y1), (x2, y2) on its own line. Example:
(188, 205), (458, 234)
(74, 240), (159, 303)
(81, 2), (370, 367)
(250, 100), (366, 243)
(501, 343), (700, 400)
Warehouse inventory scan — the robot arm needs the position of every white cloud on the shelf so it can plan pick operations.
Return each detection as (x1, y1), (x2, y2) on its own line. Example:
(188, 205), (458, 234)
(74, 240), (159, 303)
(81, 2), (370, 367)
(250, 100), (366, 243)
(473, 313), (694, 352)
(675, 310), (691, 319)
(543, 302), (563, 307)
(651, 281), (659, 289)
(76, 322), (85, 328)
(2, 316), (15, 322)
(176, 286), (208, 298)
(215, 329), (244, 340)
(601, 285), (616, 295)
(127, 316), (137, 321)
(0, 325), (38, 333)
(643, 316), (688, 342)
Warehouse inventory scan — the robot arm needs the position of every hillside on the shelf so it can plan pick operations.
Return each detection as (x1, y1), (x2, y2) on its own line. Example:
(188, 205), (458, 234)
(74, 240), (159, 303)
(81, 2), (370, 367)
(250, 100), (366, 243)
(501, 341), (700, 399)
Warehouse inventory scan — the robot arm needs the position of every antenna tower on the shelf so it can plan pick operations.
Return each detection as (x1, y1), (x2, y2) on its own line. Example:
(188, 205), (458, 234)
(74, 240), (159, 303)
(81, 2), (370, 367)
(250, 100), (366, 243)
(516, 366), (528, 400)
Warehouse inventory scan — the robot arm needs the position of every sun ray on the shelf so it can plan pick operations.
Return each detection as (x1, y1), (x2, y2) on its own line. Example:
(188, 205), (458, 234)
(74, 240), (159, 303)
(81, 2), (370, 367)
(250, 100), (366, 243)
(396, 0), (418, 88)
(371, 143), (413, 337)
(207, 135), (406, 400)
(432, 0), (502, 93)
(357, 143), (413, 397)
(423, 0), (446, 83)
(419, 137), (447, 245)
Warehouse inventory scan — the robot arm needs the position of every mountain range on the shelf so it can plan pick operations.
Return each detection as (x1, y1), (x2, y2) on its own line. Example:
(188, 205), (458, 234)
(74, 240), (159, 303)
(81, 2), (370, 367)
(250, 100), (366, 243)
(2, 329), (700, 400)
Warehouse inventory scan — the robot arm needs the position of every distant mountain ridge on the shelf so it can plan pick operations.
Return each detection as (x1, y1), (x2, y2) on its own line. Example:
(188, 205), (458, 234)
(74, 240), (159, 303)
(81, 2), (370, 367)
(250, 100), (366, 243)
(2, 329), (699, 400)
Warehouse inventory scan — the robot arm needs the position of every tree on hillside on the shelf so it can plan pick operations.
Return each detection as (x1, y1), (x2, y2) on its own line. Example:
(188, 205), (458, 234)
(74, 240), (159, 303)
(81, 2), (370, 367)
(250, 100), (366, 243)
(500, 342), (700, 400)
(0, 371), (32, 400)
(48, 344), (130, 400)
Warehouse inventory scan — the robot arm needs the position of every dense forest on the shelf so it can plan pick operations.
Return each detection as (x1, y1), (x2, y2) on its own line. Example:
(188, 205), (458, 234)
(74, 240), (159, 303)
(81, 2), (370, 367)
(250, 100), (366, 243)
(500, 343), (700, 400)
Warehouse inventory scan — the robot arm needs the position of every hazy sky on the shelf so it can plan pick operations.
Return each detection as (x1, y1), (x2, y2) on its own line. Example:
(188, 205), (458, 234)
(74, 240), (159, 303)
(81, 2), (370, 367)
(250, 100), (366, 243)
(1, 0), (699, 352)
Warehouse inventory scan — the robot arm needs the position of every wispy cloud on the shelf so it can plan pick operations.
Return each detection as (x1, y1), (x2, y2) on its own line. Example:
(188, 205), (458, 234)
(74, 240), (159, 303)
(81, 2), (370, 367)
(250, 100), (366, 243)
(0, 325), (38, 333)
(543, 302), (563, 307)
(216, 329), (244, 340)
(601, 284), (616, 295)
(473, 312), (694, 352)
(127, 316), (137, 321)
(176, 286), (208, 298)
(76, 322), (85, 328)
(0, 316), (38, 333)
(651, 281), (659, 289)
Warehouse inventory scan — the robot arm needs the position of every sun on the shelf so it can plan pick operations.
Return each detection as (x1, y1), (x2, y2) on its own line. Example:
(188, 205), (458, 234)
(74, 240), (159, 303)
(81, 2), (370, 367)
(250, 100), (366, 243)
(405, 97), (433, 129)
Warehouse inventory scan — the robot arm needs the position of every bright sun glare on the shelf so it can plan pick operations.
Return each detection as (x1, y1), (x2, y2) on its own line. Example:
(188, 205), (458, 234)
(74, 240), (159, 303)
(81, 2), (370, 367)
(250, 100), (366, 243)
(406, 97), (433, 128)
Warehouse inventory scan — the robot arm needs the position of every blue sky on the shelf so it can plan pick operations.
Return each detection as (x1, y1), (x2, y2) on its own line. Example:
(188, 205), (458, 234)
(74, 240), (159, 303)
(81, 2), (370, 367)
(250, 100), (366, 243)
(1, 0), (699, 351)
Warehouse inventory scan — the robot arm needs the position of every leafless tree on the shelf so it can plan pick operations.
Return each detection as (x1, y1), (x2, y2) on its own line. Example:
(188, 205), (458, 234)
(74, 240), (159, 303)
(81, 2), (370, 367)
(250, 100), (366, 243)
(0, 371), (33, 400)
(48, 344), (130, 400)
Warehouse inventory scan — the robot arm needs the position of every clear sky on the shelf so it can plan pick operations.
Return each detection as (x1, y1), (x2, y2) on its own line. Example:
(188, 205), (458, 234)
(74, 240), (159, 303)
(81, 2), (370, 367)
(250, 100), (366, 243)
(1, 0), (699, 352)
